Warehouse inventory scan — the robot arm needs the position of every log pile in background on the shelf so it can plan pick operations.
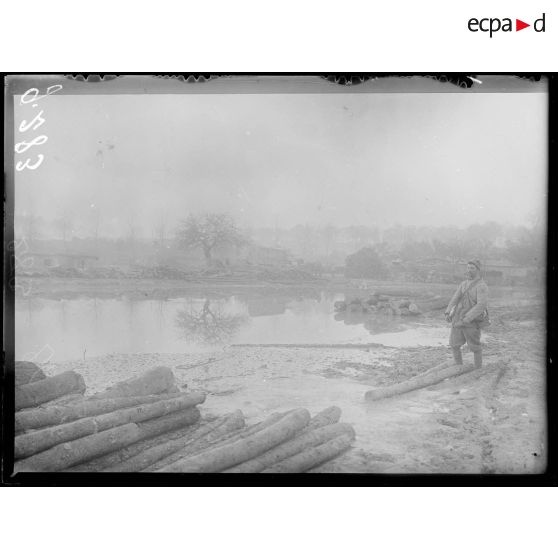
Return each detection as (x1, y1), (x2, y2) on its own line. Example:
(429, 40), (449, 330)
(12, 363), (355, 473)
(334, 292), (450, 317)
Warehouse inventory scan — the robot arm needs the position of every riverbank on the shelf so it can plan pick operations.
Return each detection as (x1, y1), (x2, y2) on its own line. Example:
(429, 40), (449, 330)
(16, 276), (509, 300)
(21, 278), (546, 473)
(42, 308), (546, 473)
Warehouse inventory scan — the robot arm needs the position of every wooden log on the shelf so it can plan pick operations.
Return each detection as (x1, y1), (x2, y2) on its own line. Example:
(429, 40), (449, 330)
(67, 411), (216, 472)
(15, 424), (139, 473)
(15, 407), (201, 472)
(412, 360), (452, 379)
(90, 366), (178, 399)
(14, 361), (46, 386)
(42, 394), (85, 408)
(306, 406), (341, 429)
(152, 411), (288, 470)
(106, 411), (246, 472)
(261, 430), (355, 473)
(15, 371), (86, 411)
(225, 422), (354, 473)
(15, 392), (205, 459)
(144, 410), (250, 471)
(135, 407), (201, 439)
(364, 363), (476, 402)
(199, 411), (287, 452)
(157, 408), (311, 473)
(15, 392), (186, 433)
(68, 423), (200, 472)
(103, 429), (218, 472)
(140, 411), (295, 473)
(154, 411), (287, 469)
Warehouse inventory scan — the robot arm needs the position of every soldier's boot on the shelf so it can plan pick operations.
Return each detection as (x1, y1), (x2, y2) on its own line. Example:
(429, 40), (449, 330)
(452, 347), (463, 365)
(473, 351), (483, 369)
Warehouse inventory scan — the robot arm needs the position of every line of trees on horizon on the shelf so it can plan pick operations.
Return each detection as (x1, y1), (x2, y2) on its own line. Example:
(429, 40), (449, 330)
(15, 211), (545, 270)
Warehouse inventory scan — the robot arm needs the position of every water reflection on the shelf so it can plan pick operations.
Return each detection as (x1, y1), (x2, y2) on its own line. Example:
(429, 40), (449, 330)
(245, 297), (287, 317)
(15, 291), (449, 361)
(334, 309), (418, 334)
(175, 298), (249, 345)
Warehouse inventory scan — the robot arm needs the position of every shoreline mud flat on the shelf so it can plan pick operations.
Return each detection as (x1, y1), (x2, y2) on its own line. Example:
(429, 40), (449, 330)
(41, 319), (545, 474)
(19, 279), (546, 474)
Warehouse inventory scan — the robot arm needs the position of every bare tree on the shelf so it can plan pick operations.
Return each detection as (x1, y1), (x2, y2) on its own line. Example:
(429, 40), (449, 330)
(177, 213), (244, 267)
(175, 299), (248, 344)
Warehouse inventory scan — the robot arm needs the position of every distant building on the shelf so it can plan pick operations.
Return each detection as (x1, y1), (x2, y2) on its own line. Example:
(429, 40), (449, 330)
(482, 259), (539, 286)
(26, 251), (99, 272)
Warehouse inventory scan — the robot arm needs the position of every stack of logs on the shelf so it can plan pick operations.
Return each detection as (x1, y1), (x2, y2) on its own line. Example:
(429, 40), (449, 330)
(13, 362), (355, 474)
(334, 292), (451, 317)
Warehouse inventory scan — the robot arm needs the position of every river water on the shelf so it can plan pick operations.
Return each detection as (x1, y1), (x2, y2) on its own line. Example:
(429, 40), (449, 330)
(15, 292), (450, 362)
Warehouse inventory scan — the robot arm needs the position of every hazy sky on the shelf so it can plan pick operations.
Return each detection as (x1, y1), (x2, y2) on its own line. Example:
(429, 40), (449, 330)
(15, 90), (547, 237)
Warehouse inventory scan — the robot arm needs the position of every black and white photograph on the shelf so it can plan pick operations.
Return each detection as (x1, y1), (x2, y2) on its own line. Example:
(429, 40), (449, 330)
(5, 74), (549, 476)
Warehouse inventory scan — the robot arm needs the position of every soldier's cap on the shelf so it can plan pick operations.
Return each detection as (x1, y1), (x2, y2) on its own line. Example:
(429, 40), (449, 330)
(467, 259), (482, 270)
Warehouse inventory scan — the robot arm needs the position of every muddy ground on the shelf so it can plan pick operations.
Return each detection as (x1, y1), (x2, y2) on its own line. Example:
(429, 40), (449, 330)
(38, 279), (546, 474)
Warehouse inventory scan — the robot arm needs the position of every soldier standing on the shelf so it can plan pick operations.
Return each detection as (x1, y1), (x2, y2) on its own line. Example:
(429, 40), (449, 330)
(444, 259), (489, 369)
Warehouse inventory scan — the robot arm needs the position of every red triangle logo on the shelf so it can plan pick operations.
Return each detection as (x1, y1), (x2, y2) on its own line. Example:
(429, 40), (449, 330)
(516, 19), (530, 31)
